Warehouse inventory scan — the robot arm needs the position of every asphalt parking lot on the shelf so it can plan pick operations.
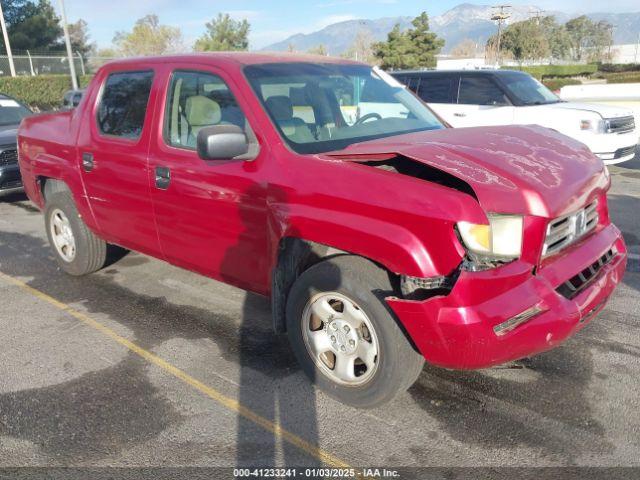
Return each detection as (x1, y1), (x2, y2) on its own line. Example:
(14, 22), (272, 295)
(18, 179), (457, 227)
(1, 154), (639, 476)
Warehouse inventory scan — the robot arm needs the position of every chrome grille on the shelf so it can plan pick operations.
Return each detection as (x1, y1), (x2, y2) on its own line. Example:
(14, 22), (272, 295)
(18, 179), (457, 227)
(606, 116), (635, 134)
(0, 148), (18, 166)
(556, 249), (615, 299)
(543, 200), (599, 257)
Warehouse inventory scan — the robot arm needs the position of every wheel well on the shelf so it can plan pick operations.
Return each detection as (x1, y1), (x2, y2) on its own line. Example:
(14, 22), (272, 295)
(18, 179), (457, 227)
(40, 177), (70, 201)
(271, 238), (398, 333)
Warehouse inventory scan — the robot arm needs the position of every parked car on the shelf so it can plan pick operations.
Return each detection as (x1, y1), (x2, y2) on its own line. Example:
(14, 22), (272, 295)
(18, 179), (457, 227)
(392, 69), (638, 165)
(62, 88), (85, 109)
(0, 93), (33, 197)
(18, 54), (627, 407)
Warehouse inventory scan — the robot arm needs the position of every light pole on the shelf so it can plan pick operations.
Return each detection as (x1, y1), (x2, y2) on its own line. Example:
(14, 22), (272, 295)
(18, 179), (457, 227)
(58, 0), (78, 90)
(491, 5), (511, 66)
(0, 1), (16, 77)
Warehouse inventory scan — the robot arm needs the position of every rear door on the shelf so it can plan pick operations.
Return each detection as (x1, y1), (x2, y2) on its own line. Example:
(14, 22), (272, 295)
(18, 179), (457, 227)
(77, 67), (161, 256)
(451, 74), (515, 127)
(411, 73), (460, 124)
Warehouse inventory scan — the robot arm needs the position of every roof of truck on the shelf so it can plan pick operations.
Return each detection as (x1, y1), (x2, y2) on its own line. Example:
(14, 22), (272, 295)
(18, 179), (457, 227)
(103, 52), (362, 68)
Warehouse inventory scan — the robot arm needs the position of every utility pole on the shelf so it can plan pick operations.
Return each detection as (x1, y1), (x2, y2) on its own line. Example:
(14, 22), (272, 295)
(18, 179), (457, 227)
(0, 2), (16, 77)
(58, 0), (78, 90)
(529, 8), (545, 25)
(491, 5), (511, 66)
(607, 24), (615, 62)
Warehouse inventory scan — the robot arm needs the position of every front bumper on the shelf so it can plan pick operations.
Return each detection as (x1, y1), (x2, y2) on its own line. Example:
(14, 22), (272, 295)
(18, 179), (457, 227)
(594, 145), (637, 165)
(0, 164), (23, 196)
(585, 130), (638, 165)
(387, 223), (627, 369)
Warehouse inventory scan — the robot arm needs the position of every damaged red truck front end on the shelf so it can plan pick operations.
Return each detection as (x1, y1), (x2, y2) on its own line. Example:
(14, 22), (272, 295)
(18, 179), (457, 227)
(331, 126), (627, 369)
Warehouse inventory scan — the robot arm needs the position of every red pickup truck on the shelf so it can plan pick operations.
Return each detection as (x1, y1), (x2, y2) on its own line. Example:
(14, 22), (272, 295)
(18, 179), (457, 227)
(18, 54), (627, 407)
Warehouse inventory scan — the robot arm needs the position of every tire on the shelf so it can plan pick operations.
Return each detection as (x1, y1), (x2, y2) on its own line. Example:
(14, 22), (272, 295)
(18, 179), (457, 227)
(286, 255), (424, 408)
(44, 188), (107, 276)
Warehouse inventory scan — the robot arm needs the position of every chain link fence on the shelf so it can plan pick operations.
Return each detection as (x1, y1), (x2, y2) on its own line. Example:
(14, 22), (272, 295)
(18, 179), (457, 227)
(0, 51), (119, 77)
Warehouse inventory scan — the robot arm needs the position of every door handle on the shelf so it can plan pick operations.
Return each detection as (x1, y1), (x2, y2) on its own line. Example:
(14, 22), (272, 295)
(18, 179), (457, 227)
(155, 166), (171, 190)
(454, 112), (467, 117)
(82, 152), (94, 172)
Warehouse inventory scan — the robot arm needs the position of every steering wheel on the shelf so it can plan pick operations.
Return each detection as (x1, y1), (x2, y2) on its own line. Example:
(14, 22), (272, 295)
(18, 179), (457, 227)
(354, 112), (383, 125)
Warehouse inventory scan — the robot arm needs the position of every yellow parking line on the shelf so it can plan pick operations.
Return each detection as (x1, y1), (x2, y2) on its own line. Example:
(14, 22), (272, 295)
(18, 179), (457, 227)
(0, 270), (351, 469)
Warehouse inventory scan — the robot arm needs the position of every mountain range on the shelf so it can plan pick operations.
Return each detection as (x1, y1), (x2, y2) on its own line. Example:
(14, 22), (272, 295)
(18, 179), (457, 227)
(260, 3), (640, 55)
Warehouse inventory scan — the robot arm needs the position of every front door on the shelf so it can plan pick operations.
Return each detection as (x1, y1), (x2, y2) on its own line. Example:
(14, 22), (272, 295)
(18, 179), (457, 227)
(77, 68), (161, 256)
(148, 67), (271, 294)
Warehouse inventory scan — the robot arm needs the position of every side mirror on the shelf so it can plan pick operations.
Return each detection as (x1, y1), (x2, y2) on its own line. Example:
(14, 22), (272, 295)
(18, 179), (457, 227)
(197, 125), (250, 160)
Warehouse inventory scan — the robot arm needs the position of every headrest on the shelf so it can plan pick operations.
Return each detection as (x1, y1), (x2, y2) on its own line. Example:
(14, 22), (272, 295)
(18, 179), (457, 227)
(265, 96), (293, 121)
(185, 95), (221, 127)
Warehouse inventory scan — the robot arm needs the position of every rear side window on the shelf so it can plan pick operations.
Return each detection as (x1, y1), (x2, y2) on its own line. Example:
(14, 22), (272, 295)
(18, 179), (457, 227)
(458, 76), (509, 106)
(415, 75), (455, 103)
(97, 71), (154, 139)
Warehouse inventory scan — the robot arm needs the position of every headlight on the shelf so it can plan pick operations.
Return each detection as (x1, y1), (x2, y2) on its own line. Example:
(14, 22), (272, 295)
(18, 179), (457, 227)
(457, 214), (523, 259)
(580, 118), (608, 134)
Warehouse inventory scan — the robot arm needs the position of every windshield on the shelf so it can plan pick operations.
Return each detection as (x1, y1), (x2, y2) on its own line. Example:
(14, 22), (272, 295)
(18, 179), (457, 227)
(244, 63), (444, 154)
(0, 98), (32, 126)
(500, 72), (560, 106)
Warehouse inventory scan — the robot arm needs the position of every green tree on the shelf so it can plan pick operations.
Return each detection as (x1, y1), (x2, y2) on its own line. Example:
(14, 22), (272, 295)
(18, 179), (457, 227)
(372, 25), (412, 70)
(68, 19), (95, 58)
(194, 13), (250, 51)
(373, 12), (443, 70)
(1, 0), (62, 53)
(307, 44), (328, 56)
(539, 17), (571, 61)
(498, 18), (550, 63)
(487, 16), (576, 63)
(113, 15), (184, 56)
(565, 15), (612, 62)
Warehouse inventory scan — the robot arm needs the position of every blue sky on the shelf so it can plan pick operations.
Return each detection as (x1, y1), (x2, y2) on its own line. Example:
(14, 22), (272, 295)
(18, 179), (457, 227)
(58, 0), (640, 50)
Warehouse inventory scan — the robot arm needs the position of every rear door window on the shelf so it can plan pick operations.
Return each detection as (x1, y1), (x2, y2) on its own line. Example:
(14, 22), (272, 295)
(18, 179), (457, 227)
(97, 71), (154, 139)
(458, 76), (509, 106)
(415, 75), (455, 103)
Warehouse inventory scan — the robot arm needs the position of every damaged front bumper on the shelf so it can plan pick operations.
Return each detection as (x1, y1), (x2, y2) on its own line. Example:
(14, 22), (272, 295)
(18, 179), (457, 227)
(386, 223), (627, 369)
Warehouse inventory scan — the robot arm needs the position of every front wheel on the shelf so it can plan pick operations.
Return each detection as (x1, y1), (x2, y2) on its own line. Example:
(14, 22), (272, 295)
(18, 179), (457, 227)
(286, 255), (424, 408)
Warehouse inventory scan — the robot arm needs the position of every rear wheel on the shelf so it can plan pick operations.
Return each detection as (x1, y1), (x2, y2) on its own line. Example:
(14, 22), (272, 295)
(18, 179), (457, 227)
(286, 255), (424, 408)
(44, 189), (107, 276)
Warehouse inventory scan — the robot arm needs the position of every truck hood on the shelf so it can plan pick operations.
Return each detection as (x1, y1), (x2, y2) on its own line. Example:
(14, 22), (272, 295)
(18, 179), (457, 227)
(546, 101), (633, 119)
(329, 125), (608, 218)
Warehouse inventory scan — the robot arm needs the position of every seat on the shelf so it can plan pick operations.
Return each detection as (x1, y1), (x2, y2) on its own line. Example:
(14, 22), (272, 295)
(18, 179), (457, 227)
(184, 95), (222, 147)
(265, 96), (315, 143)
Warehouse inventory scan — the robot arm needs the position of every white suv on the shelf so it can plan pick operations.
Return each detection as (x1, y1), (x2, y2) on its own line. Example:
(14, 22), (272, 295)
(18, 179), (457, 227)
(393, 69), (638, 165)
